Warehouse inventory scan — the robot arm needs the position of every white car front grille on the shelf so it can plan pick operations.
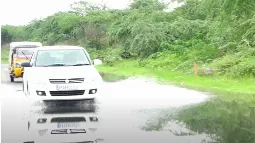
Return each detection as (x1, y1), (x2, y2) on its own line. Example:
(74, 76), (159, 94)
(49, 90), (85, 96)
(51, 129), (86, 134)
(49, 78), (84, 84)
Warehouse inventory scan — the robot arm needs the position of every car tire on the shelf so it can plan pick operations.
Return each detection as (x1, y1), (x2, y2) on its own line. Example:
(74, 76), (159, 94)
(28, 121), (30, 131)
(10, 76), (14, 82)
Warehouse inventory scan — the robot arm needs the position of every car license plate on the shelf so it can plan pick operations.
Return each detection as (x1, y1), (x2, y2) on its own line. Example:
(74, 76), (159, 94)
(56, 85), (78, 91)
(57, 123), (80, 128)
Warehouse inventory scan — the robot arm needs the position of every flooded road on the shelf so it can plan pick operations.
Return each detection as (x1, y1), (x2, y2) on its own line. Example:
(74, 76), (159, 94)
(2, 64), (254, 143)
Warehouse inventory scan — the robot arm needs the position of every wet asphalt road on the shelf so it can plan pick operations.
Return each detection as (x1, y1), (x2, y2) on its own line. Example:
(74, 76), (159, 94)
(1, 64), (211, 143)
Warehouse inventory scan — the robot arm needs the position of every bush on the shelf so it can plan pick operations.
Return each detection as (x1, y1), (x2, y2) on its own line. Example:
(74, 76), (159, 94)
(87, 48), (122, 66)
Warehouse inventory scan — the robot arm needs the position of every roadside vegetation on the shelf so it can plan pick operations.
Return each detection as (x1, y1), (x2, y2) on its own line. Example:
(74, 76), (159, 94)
(1, 45), (9, 64)
(1, 0), (255, 97)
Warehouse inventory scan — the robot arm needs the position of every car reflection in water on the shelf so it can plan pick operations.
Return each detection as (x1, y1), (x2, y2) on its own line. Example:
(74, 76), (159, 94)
(24, 102), (104, 143)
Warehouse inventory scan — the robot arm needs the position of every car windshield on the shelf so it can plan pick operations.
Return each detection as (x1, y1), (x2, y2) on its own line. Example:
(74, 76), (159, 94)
(16, 48), (35, 56)
(35, 49), (91, 67)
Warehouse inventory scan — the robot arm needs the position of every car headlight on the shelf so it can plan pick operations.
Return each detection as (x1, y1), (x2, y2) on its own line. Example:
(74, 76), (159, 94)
(90, 79), (97, 82)
(15, 63), (21, 68)
(33, 78), (48, 85)
(87, 78), (102, 85)
(89, 75), (102, 82)
(37, 118), (47, 123)
(35, 81), (47, 85)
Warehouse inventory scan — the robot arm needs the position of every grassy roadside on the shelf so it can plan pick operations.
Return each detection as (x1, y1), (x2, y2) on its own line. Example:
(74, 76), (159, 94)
(96, 60), (255, 103)
(1, 46), (9, 64)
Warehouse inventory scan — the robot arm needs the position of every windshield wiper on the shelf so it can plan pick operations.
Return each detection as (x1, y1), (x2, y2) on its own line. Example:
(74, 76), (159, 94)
(43, 64), (67, 67)
(71, 64), (90, 66)
(21, 51), (29, 60)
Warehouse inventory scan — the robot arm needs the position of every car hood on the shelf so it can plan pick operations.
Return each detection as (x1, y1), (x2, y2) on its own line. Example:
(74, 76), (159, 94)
(26, 66), (102, 81)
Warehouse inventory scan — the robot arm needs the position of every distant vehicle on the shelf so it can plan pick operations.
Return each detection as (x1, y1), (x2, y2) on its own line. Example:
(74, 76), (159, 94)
(24, 108), (102, 143)
(21, 46), (103, 103)
(8, 41), (42, 82)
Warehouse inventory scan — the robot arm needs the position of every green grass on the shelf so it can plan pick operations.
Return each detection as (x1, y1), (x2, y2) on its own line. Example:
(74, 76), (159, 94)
(96, 60), (255, 104)
(1, 46), (9, 64)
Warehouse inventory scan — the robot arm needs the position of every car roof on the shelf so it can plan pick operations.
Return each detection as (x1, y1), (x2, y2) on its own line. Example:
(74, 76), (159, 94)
(10, 42), (42, 49)
(36, 45), (84, 50)
(10, 41), (42, 45)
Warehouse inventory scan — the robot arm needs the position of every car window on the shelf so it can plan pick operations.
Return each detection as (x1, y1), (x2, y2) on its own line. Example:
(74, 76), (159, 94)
(16, 48), (36, 56)
(35, 49), (90, 67)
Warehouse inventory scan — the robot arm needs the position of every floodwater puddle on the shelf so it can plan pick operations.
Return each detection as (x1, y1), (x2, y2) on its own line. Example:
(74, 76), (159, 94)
(141, 97), (255, 143)
(5, 73), (250, 143)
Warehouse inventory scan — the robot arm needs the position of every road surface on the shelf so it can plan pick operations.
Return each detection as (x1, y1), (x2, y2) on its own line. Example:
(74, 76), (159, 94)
(1, 64), (212, 143)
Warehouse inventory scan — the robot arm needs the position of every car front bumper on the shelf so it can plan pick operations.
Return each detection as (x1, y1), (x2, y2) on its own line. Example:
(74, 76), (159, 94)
(28, 82), (102, 101)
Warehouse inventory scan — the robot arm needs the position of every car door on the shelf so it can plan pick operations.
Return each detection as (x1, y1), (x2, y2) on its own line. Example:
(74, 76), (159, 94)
(23, 51), (36, 94)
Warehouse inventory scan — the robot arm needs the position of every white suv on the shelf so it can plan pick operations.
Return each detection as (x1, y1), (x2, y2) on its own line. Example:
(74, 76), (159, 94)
(22, 46), (103, 102)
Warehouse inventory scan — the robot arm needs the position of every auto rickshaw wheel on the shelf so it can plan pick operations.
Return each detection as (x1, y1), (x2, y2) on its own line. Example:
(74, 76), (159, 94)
(10, 75), (14, 82)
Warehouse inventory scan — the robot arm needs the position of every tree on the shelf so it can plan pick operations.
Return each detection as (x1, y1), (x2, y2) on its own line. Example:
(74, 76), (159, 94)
(129, 0), (167, 11)
(70, 0), (108, 16)
(1, 27), (12, 45)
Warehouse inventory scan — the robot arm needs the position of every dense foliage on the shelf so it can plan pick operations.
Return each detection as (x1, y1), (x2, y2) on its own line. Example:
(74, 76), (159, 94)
(2, 0), (255, 78)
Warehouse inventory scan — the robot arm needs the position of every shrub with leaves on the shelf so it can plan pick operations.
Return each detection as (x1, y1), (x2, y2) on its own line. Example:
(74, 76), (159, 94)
(1, 0), (255, 78)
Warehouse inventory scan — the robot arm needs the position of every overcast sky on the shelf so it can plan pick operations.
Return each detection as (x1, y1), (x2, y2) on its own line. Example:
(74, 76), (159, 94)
(0, 0), (183, 26)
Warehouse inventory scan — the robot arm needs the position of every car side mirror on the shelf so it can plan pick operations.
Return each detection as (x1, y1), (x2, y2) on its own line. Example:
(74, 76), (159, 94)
(21, 62), (31, 67)
(93, 59), (102, 66)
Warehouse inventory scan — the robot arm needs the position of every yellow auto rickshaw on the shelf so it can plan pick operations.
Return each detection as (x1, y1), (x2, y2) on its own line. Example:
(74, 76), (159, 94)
(8, 42), (42, 82)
